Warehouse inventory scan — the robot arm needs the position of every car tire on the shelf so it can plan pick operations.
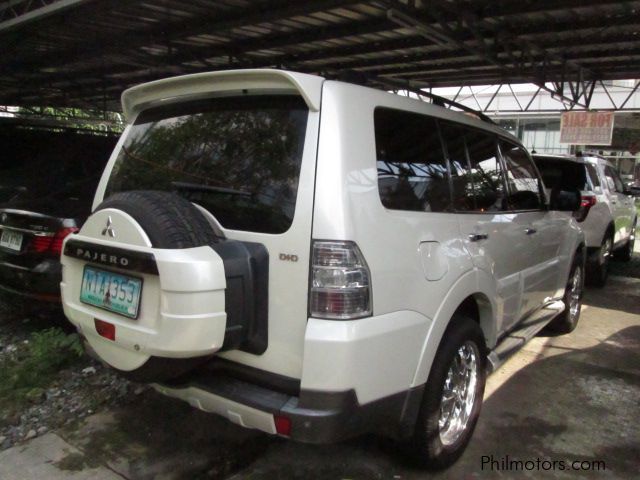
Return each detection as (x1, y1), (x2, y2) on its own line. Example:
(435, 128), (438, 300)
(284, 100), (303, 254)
(547, 253), (584, 334)
(406, 314), (486, 470)
(92, 190), (222, 382)
(615, 220), (636, 262)
(96, 190), (221, 249)
(589, 234), (612, 287)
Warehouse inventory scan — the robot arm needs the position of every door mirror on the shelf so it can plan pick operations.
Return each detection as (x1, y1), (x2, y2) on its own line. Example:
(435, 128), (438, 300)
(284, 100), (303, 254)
(550, 188), (581, 211)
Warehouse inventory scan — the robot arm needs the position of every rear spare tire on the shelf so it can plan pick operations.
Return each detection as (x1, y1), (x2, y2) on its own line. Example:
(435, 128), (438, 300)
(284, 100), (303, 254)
(96, 190), (221, 249)
(89, 191), (222, 383)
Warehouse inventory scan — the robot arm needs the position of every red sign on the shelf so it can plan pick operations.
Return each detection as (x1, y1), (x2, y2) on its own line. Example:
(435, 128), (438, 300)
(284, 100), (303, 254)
(560, 111), (614, 145)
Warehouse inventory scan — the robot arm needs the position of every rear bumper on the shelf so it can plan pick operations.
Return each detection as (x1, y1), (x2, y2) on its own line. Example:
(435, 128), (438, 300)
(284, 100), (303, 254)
(155, 368), (424, 443)
(152, 312), (430, 442)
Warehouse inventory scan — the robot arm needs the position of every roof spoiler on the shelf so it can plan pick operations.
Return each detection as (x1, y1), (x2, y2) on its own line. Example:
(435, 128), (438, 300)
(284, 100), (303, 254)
(121, 69), (325, 122)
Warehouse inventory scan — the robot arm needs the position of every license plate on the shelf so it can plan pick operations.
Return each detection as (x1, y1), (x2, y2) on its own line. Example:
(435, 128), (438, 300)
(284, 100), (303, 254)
(0, 229), (23, 251)
(80, 266), (142, 319)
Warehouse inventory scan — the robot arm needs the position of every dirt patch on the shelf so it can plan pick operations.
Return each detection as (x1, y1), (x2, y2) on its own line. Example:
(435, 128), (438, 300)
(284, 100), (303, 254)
(0, 300), (140, 451)
(54, 451), (101, 472)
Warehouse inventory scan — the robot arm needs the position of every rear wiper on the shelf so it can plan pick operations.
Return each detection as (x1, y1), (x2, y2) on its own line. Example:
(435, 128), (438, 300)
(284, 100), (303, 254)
(171, 181), (252, 197)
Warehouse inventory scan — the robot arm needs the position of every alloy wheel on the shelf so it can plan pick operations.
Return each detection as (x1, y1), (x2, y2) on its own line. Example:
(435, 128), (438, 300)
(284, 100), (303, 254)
(601, 238), (612, 266)
(438, 341), (480, 446)
(568, 265), (583, 322)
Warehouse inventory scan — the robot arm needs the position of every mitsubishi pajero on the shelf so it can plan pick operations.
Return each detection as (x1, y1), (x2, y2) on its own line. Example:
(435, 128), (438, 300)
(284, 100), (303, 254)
(60, 70), (584, 468)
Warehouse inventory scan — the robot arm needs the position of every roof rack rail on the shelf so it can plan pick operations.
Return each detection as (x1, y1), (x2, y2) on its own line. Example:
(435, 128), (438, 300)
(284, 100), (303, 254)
(577, 150), (607, 160)
(374, 76), (496, 125)
(322, 70), (495, 125)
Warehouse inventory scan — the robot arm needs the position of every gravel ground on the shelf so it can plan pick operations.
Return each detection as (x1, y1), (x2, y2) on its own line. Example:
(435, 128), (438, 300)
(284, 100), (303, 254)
(0, 301), (143, 451)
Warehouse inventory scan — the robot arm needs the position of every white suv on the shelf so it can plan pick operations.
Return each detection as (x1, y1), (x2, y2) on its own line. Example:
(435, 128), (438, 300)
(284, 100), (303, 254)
(60, 70), (584, 468)
(534, 154), (637, 286)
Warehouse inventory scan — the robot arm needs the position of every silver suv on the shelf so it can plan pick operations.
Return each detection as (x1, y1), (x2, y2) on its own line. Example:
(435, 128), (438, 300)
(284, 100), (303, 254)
(534, 154), (637, 286)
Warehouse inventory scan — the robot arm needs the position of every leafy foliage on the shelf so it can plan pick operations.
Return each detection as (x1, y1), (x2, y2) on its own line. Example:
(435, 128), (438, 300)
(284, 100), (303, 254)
(14, 106), (124, 134)
(0, 327), (84, 409)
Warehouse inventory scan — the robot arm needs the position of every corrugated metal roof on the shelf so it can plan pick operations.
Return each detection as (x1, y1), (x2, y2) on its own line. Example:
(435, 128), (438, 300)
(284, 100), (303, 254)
(1, 0), (639, 111)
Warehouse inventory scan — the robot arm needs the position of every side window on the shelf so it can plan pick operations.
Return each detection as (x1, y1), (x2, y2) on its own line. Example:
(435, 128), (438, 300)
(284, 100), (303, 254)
(586, 164), (601, 191)
(439, 121), (474, 211)
(374, 108), (451, 212)
(465, 130), (506, 212)
(499, 141), (543, 210)
(604, 165), (624, 193)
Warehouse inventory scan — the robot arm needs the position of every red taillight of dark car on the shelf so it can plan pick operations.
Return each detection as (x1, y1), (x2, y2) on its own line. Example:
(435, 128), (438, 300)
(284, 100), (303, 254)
(30, 227), (78, 255)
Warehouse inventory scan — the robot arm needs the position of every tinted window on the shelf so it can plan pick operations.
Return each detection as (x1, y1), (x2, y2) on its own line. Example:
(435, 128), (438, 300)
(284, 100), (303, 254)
(500, 141), (543, 210)
(105, 95), (308, 234)
(465, 131), (506, 212)
(534, 157), (590, 193)
(585, 164), (600, 189)
(375, 108), (451, 212)
(439, 122), (474, 211)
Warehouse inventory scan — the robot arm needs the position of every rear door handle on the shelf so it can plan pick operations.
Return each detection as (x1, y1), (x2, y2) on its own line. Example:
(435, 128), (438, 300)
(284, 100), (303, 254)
(468, 233), (489, 242)
(525, 228), (537, 235)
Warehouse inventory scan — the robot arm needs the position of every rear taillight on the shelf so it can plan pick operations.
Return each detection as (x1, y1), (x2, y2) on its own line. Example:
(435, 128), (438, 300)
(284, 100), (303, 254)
(574, 195), (596, 222)
(31, 235), (53, 253)
(50, 227), (79, 254)
(30, 227), (78, 254)
(310, 240), (372, 320)
(580, 196), (597, 208)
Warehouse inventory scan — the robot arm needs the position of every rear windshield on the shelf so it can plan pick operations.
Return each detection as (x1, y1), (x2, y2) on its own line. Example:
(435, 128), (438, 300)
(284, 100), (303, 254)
(105, 95), (309, 234)
(534, 157), (589, 191)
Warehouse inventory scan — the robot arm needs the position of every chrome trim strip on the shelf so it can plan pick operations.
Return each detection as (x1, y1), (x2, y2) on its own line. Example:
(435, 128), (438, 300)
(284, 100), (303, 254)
(0, 226), (55, 237)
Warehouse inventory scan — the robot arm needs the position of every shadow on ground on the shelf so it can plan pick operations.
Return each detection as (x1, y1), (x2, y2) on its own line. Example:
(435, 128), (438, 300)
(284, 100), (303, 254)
(608, 250), (640, 280)
(0, 296), (71, 335)
(54, 323), (640, 480)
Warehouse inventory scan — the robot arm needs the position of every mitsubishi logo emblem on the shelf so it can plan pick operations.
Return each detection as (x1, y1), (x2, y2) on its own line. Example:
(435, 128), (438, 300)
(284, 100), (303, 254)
(101, 216), (116, 238)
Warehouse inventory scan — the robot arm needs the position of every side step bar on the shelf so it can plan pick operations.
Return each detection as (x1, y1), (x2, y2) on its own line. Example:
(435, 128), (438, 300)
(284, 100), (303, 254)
(487, 300), (565, 373)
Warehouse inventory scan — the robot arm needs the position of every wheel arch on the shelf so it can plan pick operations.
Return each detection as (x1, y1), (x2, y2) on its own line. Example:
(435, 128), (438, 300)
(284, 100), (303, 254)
(603, 221), (615, 243)
(411, 269), (497, 388)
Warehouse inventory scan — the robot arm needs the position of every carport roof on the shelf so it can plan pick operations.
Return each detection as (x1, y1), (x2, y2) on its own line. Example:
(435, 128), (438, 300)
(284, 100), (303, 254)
(1, 0), (639, 112)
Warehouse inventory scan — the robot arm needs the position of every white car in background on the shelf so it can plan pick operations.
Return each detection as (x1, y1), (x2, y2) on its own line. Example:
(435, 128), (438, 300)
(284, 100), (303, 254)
(534, 154), (637, 286)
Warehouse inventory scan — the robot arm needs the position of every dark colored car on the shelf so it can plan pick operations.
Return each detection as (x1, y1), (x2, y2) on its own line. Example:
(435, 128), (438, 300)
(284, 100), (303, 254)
(0, 125), (118, 310)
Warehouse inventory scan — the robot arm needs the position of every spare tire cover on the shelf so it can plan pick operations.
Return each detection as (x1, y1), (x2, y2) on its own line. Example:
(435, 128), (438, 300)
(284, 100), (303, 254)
(90, 190), (221, 383)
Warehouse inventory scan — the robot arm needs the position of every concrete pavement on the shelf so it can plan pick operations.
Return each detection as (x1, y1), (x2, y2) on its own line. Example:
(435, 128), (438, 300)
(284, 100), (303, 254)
(1, 273), (639, 479)
(0, 433), (122, 480)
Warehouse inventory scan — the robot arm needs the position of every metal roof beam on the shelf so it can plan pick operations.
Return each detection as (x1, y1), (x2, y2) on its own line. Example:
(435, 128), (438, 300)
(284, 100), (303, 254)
(380, 0), (611, 108)
(0, 0), (96, 33)
(1, 0), (372, 70)
(306, 36), (640, 74)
